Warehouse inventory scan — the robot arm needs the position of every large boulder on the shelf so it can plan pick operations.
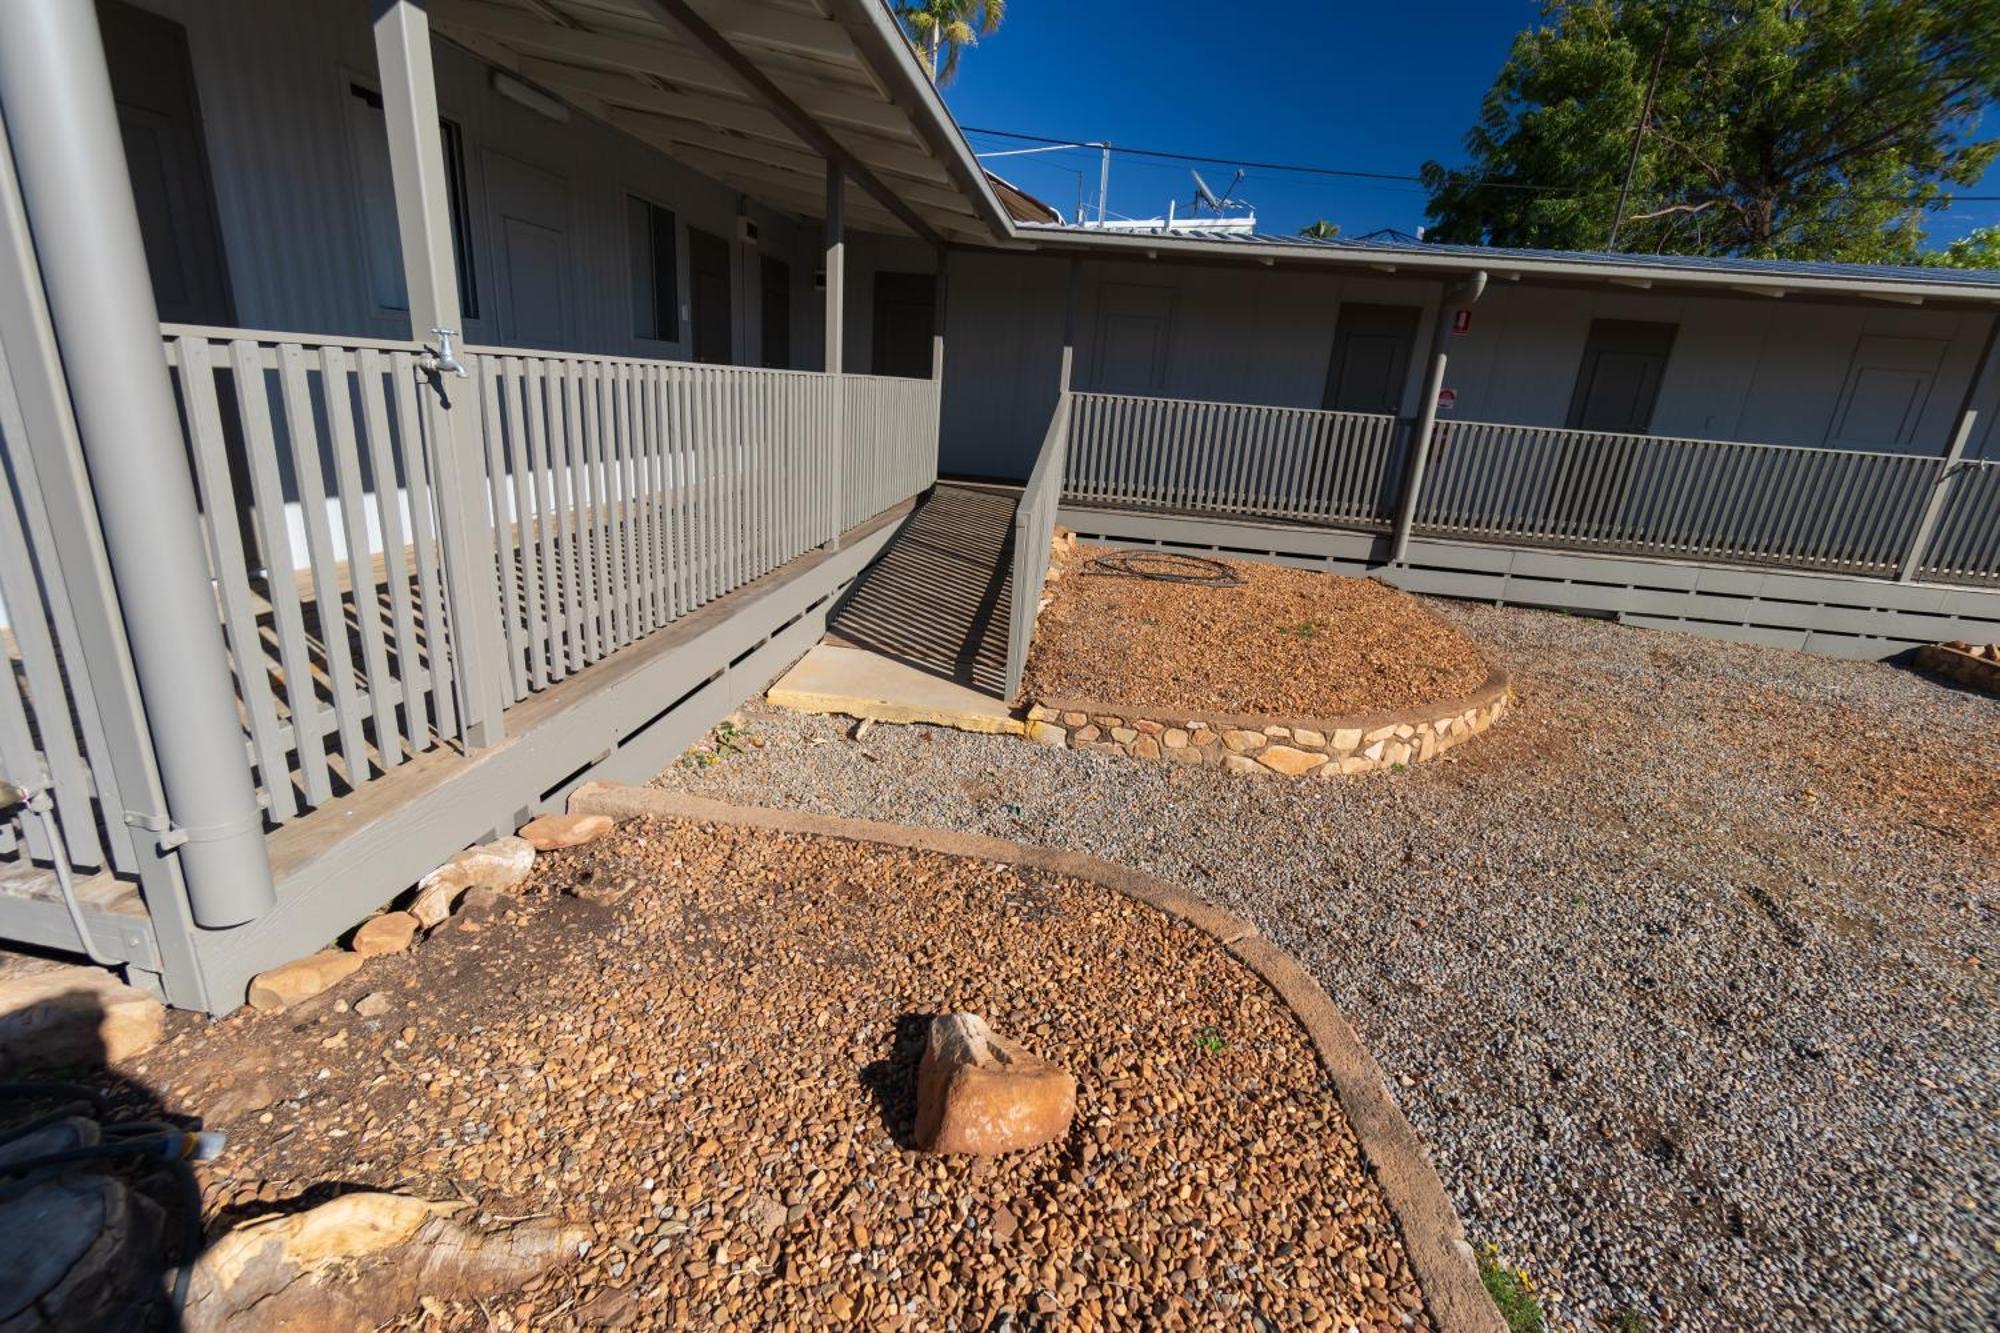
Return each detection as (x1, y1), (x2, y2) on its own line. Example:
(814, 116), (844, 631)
(0, 957), (165, 1071)
(913, 1013), (1076, 1155)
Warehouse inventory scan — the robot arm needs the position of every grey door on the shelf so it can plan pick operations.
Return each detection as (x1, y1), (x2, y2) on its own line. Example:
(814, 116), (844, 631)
(871, 272), (936, 378)
(100, 0), (233, 326)
(1091, 284), (1174, 396)
(760, 256), (792, 369)
(688, 229), (732, 365)
(1566, 319), (1678, 433)
(485, 153), (571, 347)
(1322, 304), (1419, 414)
(1825, 336), (1946, 451)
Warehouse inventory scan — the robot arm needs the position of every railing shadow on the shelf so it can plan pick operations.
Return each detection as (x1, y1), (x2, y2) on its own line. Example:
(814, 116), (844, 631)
(828, 484), (1014, 698)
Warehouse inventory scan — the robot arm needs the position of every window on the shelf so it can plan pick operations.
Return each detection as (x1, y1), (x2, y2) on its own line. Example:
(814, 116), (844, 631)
(345, 83), (478, 319)
(627, 195), (678, 342)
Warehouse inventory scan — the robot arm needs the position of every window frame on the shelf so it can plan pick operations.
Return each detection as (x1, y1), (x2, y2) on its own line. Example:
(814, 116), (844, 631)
(626, 193), (680, 345)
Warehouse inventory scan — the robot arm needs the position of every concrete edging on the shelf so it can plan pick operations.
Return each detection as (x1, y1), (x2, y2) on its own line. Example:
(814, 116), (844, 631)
(567, 781), (1503, 1333)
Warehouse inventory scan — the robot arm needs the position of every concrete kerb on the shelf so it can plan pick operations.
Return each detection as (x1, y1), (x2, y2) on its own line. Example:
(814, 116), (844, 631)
(567, 781), (1503, 1333)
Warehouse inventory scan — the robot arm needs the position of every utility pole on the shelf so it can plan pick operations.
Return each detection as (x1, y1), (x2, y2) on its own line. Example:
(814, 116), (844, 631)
(1607, 16), (1671, 251)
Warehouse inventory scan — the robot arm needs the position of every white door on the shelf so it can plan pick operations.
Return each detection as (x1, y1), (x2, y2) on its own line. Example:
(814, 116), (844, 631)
(1091, 283), (1174, 396)
(1825, 336), (1945, 451)
(485, 152), (571, 348)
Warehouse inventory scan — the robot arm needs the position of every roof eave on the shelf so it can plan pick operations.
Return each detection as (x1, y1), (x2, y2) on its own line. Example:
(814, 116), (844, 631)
(1016, 226), (2000, 305)
(824, 0), (1027, 247)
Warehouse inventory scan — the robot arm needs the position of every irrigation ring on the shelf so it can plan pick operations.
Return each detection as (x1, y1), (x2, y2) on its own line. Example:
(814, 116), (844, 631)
(1079, 551), (1244, 588)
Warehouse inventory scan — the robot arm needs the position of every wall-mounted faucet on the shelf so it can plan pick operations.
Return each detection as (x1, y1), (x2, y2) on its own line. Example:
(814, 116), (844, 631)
(423, 326), (469, 378)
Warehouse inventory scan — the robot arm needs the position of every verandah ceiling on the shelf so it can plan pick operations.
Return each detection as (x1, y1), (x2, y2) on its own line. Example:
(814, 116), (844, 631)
(429, 0), (1005, 244)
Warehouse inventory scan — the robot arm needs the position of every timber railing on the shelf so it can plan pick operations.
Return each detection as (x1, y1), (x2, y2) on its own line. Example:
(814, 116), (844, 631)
(1915, 459), (2000, 586)
(1056, 393), (1997, 586)
(1005, 390), (1074, 702)
(1066, 391), (1402, 529)
(148, 325), (937, 827)
(1415, 420), (1945, 577)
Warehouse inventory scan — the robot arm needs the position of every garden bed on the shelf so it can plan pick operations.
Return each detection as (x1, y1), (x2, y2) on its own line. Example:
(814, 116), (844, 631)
(1022, 538), (1509, 776)
(110, 804), (1484, 1331)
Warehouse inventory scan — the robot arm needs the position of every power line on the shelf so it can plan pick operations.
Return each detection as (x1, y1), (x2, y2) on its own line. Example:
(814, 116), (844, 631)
(961, 126), (2000, 205)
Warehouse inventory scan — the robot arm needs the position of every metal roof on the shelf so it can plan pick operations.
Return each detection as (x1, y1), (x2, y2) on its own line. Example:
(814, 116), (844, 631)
(1013, 223), (2000, 303)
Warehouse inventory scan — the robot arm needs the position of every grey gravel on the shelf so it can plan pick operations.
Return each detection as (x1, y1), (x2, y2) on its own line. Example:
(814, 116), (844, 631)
(657, 602), (2000, 1331)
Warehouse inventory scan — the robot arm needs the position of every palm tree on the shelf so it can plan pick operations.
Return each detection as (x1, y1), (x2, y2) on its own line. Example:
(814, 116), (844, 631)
(895, 1), (1006, 86)
(1299, 220), (1341, 240)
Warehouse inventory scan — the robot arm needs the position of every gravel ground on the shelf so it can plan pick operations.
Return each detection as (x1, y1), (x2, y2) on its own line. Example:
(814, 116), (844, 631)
(660, 603), (2000, 1331)
(1025, 544), (1491, 717)
(143, 820), (1429, 1331)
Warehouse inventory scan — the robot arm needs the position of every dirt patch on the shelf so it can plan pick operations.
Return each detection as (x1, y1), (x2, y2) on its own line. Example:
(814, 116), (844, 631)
(1025, 544), (1491, 718)
(130, 819), (1431, 1330)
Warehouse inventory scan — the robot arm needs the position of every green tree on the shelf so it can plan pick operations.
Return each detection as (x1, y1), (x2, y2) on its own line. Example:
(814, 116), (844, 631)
(1923, 224), (2000, 268)
(894, 1), (1006, 86)
(1421, 1), (2000, 263)
(1299, 219), (1341, 239)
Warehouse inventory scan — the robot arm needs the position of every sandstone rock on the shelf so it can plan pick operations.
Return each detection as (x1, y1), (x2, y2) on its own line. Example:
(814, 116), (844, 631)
(1059, 712), (1088, 727)
(247, 952), (365, 1013)
(518, 814), (612, 852)
(913, 1013), (1075, 1155)
(1189, 729), (1220, 749)
(1025, 720), (1067, 748)
(0, 958), (166, 1071)
(1223, 754), (1264, 777)
(1109, 727), (1137, 744)
(183, 1192), (588, 1333)
(1072, 725), (1100, 743)
(411, 837), (538, 929)
(1162, 729), (1189, 749)
(351, 912), (419, 956)
(1339, 756), (1374, 775)
(1130, 737), (1162, 761)
(1292, 728), (1326, 748)
(1133, 719), (1164, 736)
(1025, 704), (1055, 723)
(1164, 744), (1204, 765)
(354, 992), (392, 1019)
(1221, 729), (1267, 753)
(1262, 725), (1291, 738)
(1259, 745), (1327, 776)
(1331, 728), (1363, 751)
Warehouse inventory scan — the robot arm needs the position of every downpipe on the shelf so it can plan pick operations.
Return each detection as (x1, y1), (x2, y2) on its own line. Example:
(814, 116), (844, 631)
(0, 779), (115, 966)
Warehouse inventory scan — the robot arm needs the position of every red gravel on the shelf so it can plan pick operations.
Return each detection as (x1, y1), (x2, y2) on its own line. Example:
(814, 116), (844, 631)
(1023, 543), (1493, 718)
(131, 819), (1431, 1331)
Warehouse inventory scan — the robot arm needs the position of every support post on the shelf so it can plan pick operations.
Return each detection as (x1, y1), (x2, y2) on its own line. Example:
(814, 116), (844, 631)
(823, 165), (846, 540)
(1899, 317), (1999, 582)
(1059, 256), (1080, 393)
(824, 168), (846, 374)
(372, 0), (507, 748)
(1389, 270), (1487, 566)
(0, 0), (274, 929)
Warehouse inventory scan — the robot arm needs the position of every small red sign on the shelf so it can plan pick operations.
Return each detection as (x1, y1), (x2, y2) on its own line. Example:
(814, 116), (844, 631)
(1437, 387), (1458, 411)
(1451, 309), (1473, 335)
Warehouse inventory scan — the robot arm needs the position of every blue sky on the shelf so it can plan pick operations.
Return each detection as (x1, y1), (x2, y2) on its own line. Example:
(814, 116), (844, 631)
(936, 1), (2000, 247)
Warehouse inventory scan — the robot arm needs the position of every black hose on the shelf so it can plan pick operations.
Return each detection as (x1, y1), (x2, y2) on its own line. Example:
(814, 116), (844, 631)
(1079, 551), (1244, 587)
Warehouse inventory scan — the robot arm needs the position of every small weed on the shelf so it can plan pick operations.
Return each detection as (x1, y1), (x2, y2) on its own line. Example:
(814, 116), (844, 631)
(1279, 620), (1323, 639)
(1478, 1246), (1545, 1333)
(713, 720), (753, 756)
(1192, 1026), (1228, 1056)
(1610, 1309), (1654, 1333)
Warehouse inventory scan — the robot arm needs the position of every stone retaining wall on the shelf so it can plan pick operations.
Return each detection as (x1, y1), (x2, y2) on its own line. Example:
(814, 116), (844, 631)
(1022, 668), (1512, 778)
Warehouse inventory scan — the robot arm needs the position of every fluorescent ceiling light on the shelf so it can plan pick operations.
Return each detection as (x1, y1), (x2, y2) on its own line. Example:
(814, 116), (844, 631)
(492, 71), (569, 123)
